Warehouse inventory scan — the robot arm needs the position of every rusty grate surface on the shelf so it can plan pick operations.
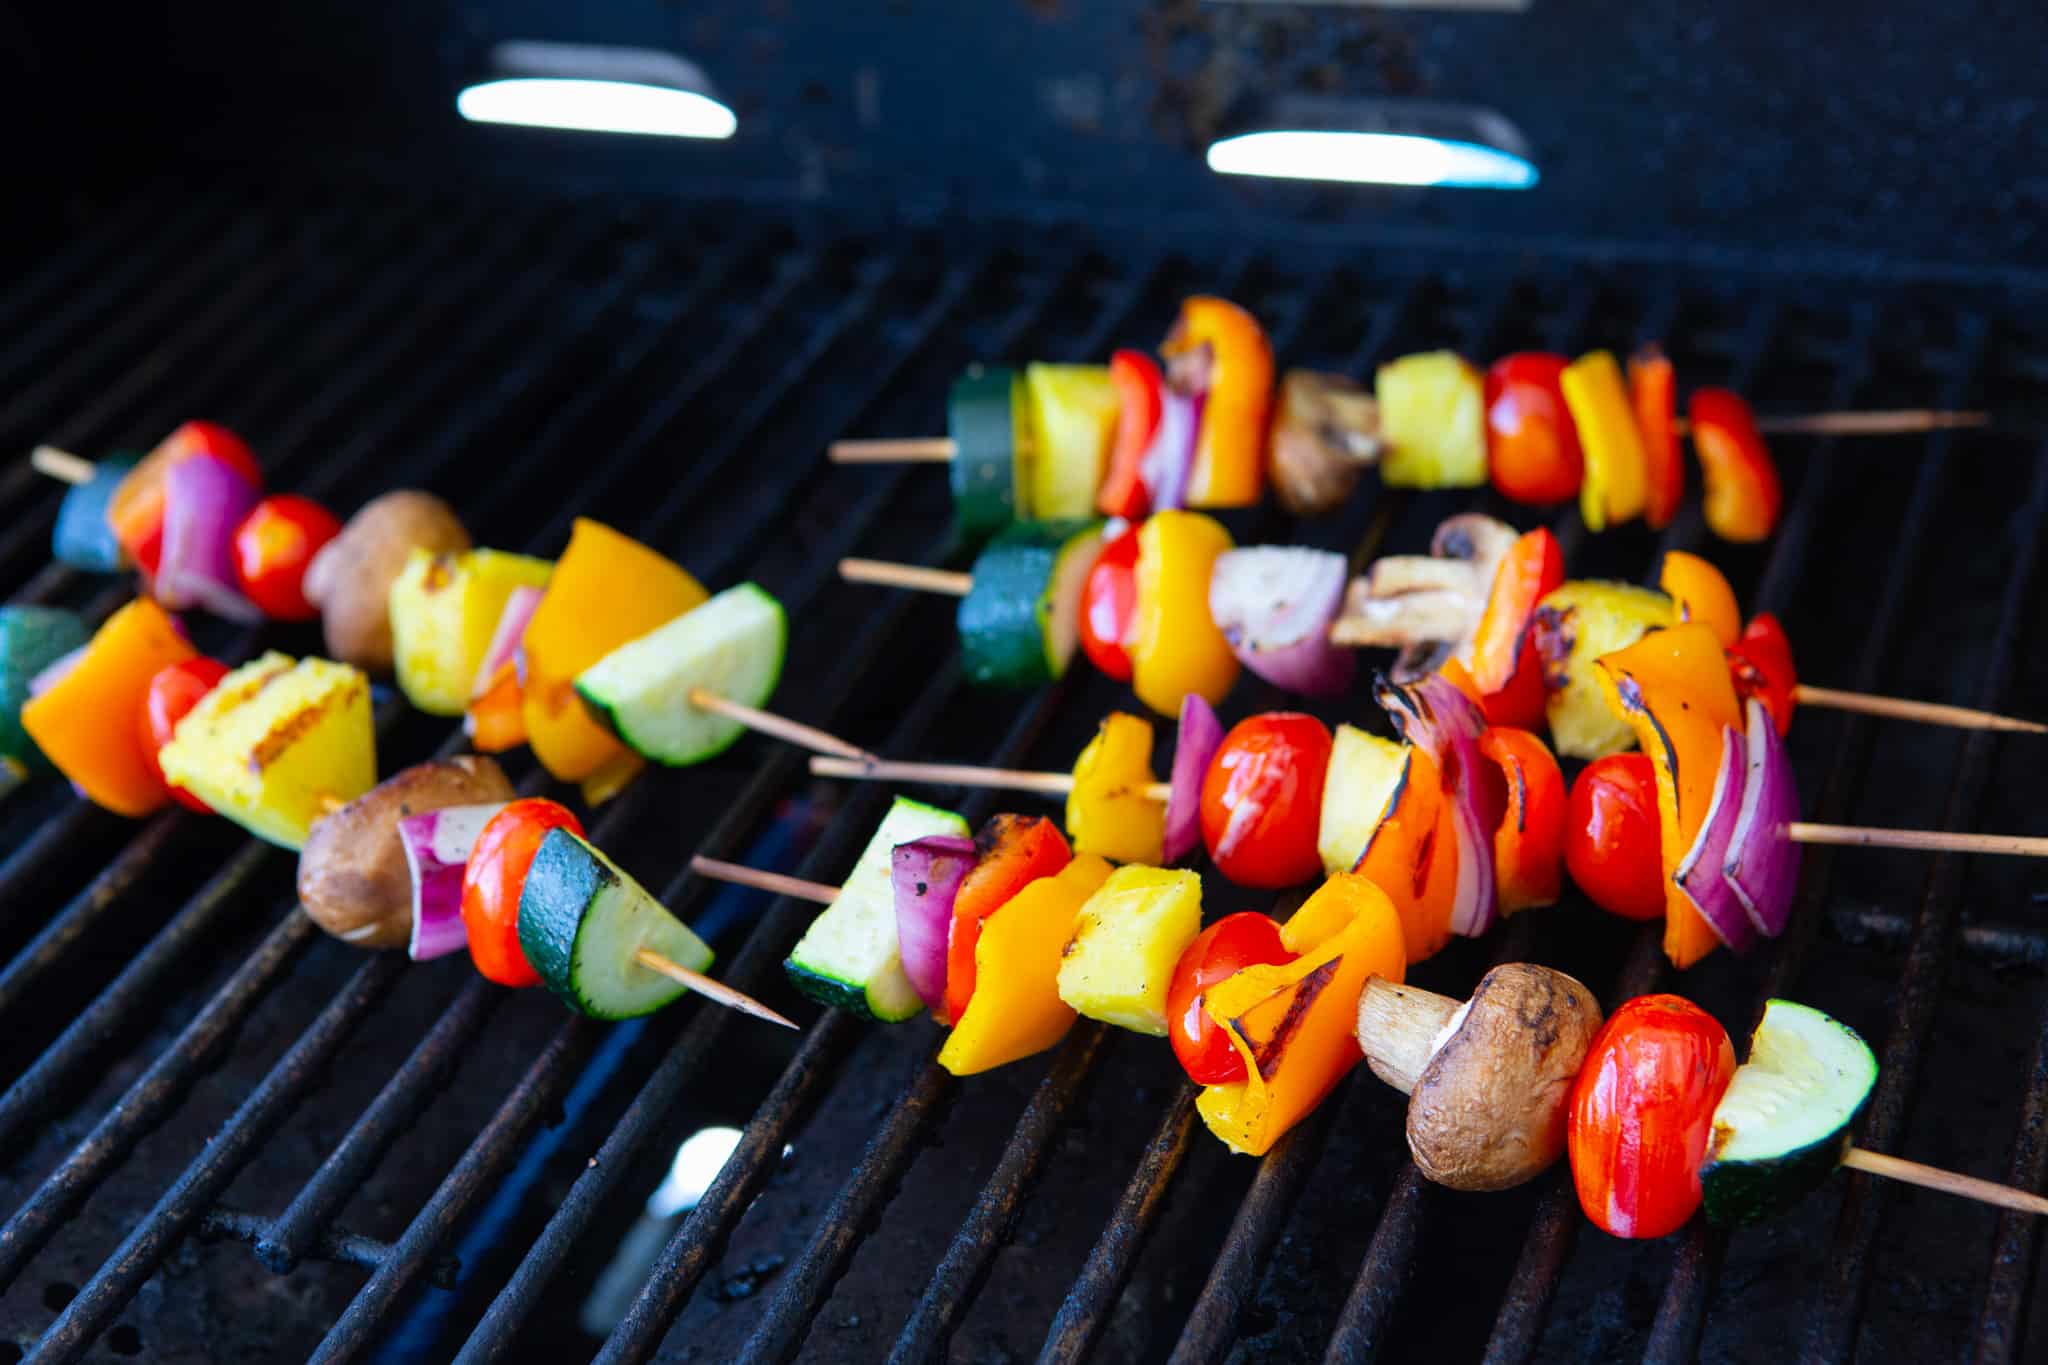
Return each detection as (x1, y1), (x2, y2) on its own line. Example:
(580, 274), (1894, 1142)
(0, 178), (2045, 1363)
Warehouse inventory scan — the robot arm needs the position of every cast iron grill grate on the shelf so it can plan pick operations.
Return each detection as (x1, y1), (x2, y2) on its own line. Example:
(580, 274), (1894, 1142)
(0, 178), (2044, 1364)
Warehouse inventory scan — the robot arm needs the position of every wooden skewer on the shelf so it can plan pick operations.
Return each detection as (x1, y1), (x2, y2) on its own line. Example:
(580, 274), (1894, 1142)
(831, 409), (1991, 467)
(1841, 1147), (2048, 1217)
(1787, 823), (2048, 857)
(839, 558), (974, 596)
(31, 445), (96, 486)
(810, 754), (1171, 803)
(1792, 685), (2046, 735)
(686, 689), (877, 761)
(632, 948), (798, 1030)
(689, 854), (838, 905)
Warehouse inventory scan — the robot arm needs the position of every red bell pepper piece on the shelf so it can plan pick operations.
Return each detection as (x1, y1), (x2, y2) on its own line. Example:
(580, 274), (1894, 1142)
(1077, 524), (1140, 682)
(1468, 526), (1565, 728)
(1477, 727), (1566, 914)
(1630, 347), (1684, 530)
(944, 814), (1071, 1024)
(1689, 388), (1782, 542)
(1484, 353), (1583, 505)
(1727, 612), (1798, 736)
(1097, 350), (1163, 520)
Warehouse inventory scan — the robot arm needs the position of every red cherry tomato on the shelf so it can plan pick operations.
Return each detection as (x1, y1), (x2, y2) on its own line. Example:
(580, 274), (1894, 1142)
(1165, 912), (1295, 1084)
(136, 657), (231, 813)
(232, 495), (342, 621)
(462, 799), (585, 987)
(1199, 713), (1332, 889)
(1485, 353), (1584, 505)
(1727, 612), (1798, 737)
(1079, 524), (1141, 682)
(1566, 754), (1666, 920)
(1568, 995), (1736, 1239)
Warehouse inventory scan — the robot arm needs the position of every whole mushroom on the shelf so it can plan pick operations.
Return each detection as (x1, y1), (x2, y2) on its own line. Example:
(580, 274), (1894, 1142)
(297, 755), (514, 949)
(303, 490), (469, 672)
(1356, 963), (1603, 1191)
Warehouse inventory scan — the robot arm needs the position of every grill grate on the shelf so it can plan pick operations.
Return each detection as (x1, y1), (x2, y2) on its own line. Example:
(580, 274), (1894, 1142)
(0, 180), (2045, 1363)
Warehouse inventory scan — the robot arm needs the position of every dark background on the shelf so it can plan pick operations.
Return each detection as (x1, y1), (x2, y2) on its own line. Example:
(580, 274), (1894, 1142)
(6, 1), (2047, 281)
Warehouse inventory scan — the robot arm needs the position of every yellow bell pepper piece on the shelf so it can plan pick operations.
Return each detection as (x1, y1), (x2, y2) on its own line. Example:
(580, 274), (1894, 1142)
(1130, 510), (1238, 717)
(158, 652), (376, 849)
(21, 599), (196, 817)
(1196, 873), (1407, 1156)
(389, 548), (553, 716)
(1025, 364), (1120, 520)
(938, 854), (1113, 1076)
(1592, 624), (1743, 969)
(1065, 712), (1165, 864)
(1375, 351), (1487, 489)
(1161, 297), (1273, 508)
(1057, 865), (1202, 1035)
(1561, 351), (1649, 532)
(521, 519), (706, 782)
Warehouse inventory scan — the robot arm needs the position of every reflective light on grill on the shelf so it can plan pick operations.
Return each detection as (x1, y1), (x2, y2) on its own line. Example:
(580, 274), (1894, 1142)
(457, 79), (737, 140)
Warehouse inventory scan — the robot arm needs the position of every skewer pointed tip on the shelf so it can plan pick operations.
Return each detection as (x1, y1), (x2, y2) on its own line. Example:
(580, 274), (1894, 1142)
(634, 947), (800, 1030)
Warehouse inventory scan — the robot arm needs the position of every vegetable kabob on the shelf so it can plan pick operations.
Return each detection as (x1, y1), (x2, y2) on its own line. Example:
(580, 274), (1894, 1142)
(694, 794), (1408, 1157)
(1357, 972), (2048, 1231)
(831, 296), (1986, 542)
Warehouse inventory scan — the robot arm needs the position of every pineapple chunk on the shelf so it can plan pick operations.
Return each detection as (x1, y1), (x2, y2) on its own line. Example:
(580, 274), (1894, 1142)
(389, 548), (552, 716)
(1318, 726), (1411, 876)
(159, 652), (376, 849)
(1530, 581), (1677, 759)
(1375, 351), (1487, 489)
(1057, 866), (1202, 1035)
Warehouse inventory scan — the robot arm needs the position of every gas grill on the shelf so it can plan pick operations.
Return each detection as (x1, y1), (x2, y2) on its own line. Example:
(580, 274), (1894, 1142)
(2, 163), (2048, 1365)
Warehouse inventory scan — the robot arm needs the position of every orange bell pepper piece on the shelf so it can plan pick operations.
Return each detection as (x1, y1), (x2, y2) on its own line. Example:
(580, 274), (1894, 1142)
(1470, 527), (1565, 716)
(1353, 747), (1458, 964)
(1630, 347), (1684, 530)
(1196, 873), (1407, 1156)
(1689, 388), (1782, 543)
(944, 814), (1072, 1026)
(21, 599), (197, 816)
(937, 854), (1112, 1076)
(1592, 624), (1745, 968)
(520, 519), (706, 781)
(1097, 350), (1163, 520)
(1477, 727), (1567, 914)
(1160, 297), (1272, 509)
(465, 662), (527, 752)
(1658, 551), (1743, 648)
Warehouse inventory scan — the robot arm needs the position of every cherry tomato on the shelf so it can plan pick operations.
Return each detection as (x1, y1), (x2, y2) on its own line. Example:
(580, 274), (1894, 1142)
(136, 657), (231, 813)
(1199, 713), (1332, 889)
(1485, 353), (1583, 505)
(1079, 524), (1141, 682)
(232, 495), (342, 621)
(1166, 912), (1295, 1084)
(1727, 612), (1797, 737)
(1568, 995), (1736, 1239)
(1566, 754), (1665, 920)
(462, 799), (585, 987)
(110, 421), (263, 579)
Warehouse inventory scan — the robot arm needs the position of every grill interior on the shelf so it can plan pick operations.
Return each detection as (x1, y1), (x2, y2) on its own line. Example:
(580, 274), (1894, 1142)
(1, 175), (2047, 1364)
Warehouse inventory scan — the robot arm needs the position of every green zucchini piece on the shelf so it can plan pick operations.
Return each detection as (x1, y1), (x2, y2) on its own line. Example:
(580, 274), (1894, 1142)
(0, 607), (89, 773)
(518, 829), (715, 1020)
(783, 796), (968, 1021)
(575, 582), (787, 766)
(957, 519), (1104, 688)
(1701, 998), (1878, 1226)
(949, 366), (1031, 538)
(52, 454), (137, 573)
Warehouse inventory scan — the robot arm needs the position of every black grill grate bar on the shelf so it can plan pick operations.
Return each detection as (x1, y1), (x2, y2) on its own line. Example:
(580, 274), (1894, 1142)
(1970, 995), (2048, 1361)
(1640, 302), (1887, 1362)
(0, 189), (176, 379)
(196, 1207), (457, 1290)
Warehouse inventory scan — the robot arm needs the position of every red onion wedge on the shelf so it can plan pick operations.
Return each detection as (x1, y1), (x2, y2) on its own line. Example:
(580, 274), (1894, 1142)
(1208, 546), (1357, 699)
(1165, 693), (1224, 863)
(1675, 724), (1756, 953)
(892, 834), (978, 1017)
(1375, 672), (1501, 937)
(400, 802), (509, 961)
(156, 454), (263, 622)
(471, 584), (544, 699)
(1726, 695), (1800, 939)
(1140, 386), (1203, 513)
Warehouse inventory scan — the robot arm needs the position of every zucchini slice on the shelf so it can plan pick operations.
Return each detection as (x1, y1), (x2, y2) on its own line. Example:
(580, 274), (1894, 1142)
(519, 829), (715, 1020)
(957, 519), (1103, 688)
(0, 607), (88, 773)
(784, 796), (970, 1021)
(949, 366), (1029, 538)
(575, 582), (787, 766)
(1701, 998), (1877, 1225)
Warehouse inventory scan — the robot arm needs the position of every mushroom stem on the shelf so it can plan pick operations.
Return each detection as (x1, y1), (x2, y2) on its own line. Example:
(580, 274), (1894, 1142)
(1357, 977), (1462, 1095)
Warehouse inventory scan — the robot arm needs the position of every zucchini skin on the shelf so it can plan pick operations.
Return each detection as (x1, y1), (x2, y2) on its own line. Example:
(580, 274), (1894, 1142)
(518, 827), (604, 1011)
(957, 519), (1095, 688)
(784, 961), (882, 1020)
(949, 366), (1023, 538)
(0, 607), (88, 772)
(1701, 1121), (1859, 1227)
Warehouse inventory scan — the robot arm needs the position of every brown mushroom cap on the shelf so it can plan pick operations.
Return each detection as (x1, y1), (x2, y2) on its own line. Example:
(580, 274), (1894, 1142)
(296, 755), (514, 949)
(304, 490), (469, 672)
(1405, 963), (1603, 1192)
